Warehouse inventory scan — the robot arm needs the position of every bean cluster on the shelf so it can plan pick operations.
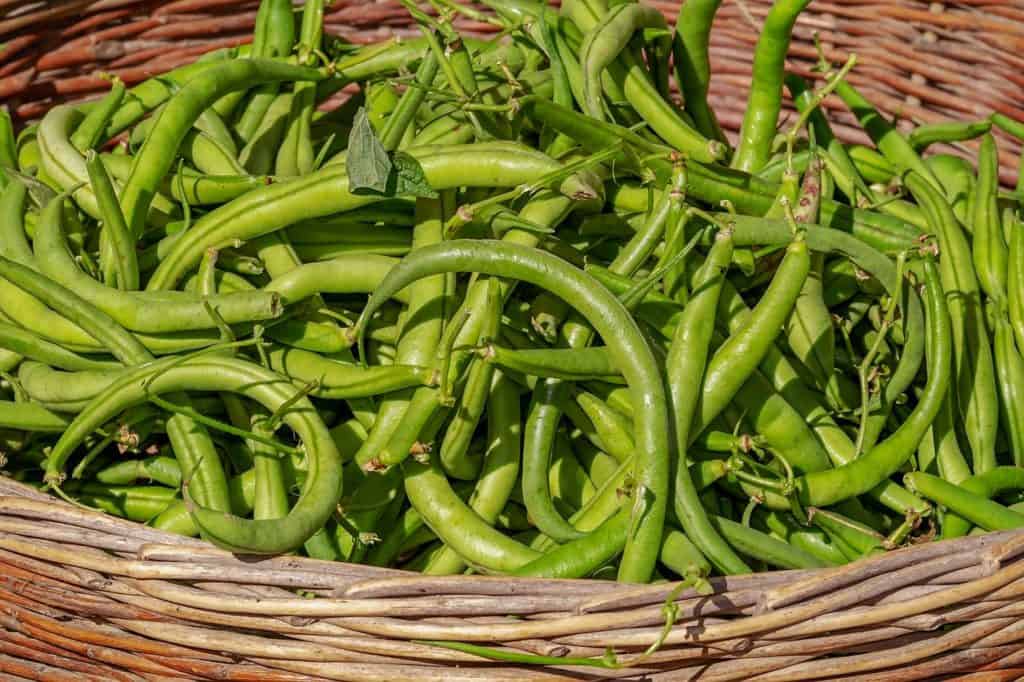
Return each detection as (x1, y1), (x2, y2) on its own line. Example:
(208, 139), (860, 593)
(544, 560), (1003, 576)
(1, 0), (1023, 585)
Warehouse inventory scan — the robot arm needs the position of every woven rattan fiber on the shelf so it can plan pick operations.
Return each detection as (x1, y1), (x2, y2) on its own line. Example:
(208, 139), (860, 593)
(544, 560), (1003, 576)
(2, 476), (1024, 679)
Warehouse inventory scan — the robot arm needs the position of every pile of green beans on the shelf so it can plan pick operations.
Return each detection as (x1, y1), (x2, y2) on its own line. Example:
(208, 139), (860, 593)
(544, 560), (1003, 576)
(2, 0), (1023, 586)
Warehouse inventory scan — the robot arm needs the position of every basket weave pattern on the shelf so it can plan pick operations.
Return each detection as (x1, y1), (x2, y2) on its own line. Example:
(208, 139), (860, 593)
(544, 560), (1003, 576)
(1, 477), (1024, 679)
(3, 1), (1024, 678)
(1, 0), (1022, 182)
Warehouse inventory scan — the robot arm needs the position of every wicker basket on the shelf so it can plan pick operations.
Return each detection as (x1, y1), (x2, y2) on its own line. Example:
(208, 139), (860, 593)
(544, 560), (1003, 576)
(4, 476), (1024, 679)
(2, 1), (1024, 679)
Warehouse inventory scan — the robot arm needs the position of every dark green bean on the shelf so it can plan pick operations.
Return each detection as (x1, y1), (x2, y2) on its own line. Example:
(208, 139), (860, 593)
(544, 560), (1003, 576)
(731, 0), (812, 173)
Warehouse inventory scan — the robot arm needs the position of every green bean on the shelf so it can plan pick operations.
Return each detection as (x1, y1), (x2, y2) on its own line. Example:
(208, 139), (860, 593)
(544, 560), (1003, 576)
(120, 59), (326, 238)
(97, 152), (266, 207)
(575, 390), (634, 464)
(523, 378), (585, 543)
(234, 0), (296, 142)
(164, 131), (243, 179)
(764, 166), (799, 221)
(354, 196), (449, 471)
(908, 120), (991, 151)
(611, 171), (920, 257)
(374, 292), (497, 474)
(572, 435), (619, 489)
(33, 193), (281, 334)
(0, 182), (33, 266)
(85, 151), (138, 290)
(579, 4), (665, 122)
(8, 251), (226, 518)
(72, 483), (178, 523)
(248, 413), (290, 520)
(129, 103), (234, 154)
(563, 0), (723, 164)
(1001, 206), (1016, 261)
(439, 278), (501, 480)
(96, 456), (182, 488)
(0, 323), (118, 373)
(702, 216), (926, 462)
(673, 0), (724, 142)
(276, 0), (323, 176)
(972, 134), (1008, 303)
(426, 371), (522, 574)
(993, 316), (1024, 467)
(11, 0), (1024, 588)
(990, 113), (1024, 146)
(405, 450), (540, 571)
(835, 81), (940, 191)
(585, 264), (682, 337)
(381, 50), (437, 151)
(0, 401), (69, 432)
(933, 392), (971, 485)
(16, 129), (41, 176)
(808, 507), (884, 558)
(783, 158), (836, 401)
(513, 508), (629, 578)
(908, 173), (999, 474)
(71, 80), (126, 152)
(0, 254), (150, 366)
(367, 500), (428, 567)
(846, 144), (896, 185)
(238, 92), (294, 175)
(528, 291), (569, 343)
(1011, 220), (1024, 355)
(731, 0), (812, 173)
(697, 237), (810, 431)
(549, 432), (596, 510)
(906, 472), (1024, 533)
(660, 527), (712, 578)
(484, 344), (621, 383)
(758, 509), (846, 566)
(786, 74), (867, 198)
(941, 467), (1024, 539)
(170, 172), (273, 206)
(152, 468), (255, 537)
(709, 514), (828, 569)
(38, 105), (174, 225)
(667, 228), (749, 574)
(725, 362), (833, 475)
(0, 108), (15, 187)
(925, 154), (974, 224)
(17, 362), (121, 410)
(265, 345), (434, 399)
(0, 259), (225, 356)
(796, 258), (950, 507)
(261, 255), (403, 303)
(290, 234), (412, 260)
(559, 397), (613, 463)
(94, 48), (243, 138)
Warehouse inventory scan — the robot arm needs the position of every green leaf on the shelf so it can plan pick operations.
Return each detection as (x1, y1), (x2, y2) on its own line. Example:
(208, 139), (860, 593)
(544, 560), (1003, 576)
(391, 152), (438, 199)
(346, 107), (391, 195)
